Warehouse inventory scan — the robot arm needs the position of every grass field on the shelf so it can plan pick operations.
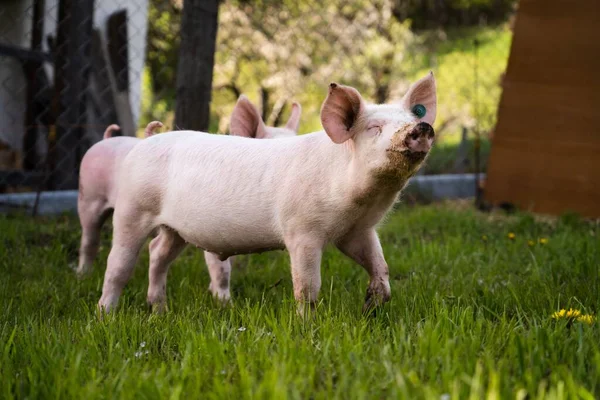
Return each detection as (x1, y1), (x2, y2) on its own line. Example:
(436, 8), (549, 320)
(1, 202), (599, 399)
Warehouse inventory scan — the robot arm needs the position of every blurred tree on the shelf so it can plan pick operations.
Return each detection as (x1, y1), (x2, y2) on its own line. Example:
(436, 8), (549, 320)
(212, 0), (421, 132)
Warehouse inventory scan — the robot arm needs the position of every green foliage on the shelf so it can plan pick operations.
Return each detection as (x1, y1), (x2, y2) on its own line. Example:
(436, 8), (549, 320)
(419, 25), (512, 140)
(145, 0), (181, 94)
(140, 0), (182, 131)
(1, 205), (600, 397)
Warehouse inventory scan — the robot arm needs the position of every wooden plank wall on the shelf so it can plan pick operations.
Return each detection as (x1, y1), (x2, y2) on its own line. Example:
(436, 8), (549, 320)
(485, 0), (600, 218)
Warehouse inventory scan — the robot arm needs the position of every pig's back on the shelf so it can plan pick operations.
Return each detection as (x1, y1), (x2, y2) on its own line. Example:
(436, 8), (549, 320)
(124, 131), (307, 253)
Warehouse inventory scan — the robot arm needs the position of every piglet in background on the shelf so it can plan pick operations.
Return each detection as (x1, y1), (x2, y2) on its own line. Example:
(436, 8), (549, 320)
(204, 95), (302, 300)
(230, 95), (301, 139)
(97, 73), (437, 315)
(76, 121), (163, 276)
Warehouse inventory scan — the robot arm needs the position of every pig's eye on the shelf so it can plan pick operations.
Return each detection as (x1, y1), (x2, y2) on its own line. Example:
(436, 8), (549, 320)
(411, 104), (426, 118)
(367, 125), (382, 136)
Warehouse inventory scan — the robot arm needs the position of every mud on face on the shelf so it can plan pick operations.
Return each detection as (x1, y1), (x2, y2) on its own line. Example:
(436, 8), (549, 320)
(376, 123), (434, 181)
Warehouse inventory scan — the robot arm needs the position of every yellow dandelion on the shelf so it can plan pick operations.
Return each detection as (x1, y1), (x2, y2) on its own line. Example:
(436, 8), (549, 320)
(508, 232), (516, 240)
(577, 314), (596, 325)
(566, 309), (581, 318)
(552, 308), (591, 322)
(552, 308), (578, 319)
(482, 235), (488, 241)
(539, 238), (548, 245)
(528, 240), (535, 247)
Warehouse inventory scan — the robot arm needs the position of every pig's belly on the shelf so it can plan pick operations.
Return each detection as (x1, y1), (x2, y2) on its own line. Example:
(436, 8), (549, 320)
(159, 204), (284, 256)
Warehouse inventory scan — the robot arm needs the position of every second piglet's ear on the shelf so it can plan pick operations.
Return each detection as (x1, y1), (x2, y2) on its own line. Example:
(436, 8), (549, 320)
(284, 102), (302, 133)
(229, 95), (269, 138)
(321, 83), (365, 144)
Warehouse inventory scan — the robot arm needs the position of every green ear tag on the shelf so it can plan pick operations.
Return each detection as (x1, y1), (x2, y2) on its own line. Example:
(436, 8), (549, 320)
(412, 104), (426, 118)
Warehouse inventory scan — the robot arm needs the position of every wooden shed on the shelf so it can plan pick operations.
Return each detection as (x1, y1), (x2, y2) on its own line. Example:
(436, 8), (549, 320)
(484, 0), (600, 218)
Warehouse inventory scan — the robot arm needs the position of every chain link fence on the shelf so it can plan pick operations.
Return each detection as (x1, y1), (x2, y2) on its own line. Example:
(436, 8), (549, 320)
(0, 0), (148, 196)
(0, 0), (516, 204)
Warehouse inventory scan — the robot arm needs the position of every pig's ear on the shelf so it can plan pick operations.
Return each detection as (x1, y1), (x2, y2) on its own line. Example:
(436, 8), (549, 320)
(230, 95), (268, 138)
(321, 83), (365, 144)
(284, 102), (302, 133)
(402, 72), (437, 125)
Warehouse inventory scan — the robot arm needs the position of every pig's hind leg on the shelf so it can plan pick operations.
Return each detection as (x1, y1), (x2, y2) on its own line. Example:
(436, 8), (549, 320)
(76, 198), (111, 277)
(98, 205), (156, 313)
(146, 227), (187, 312)
(204, 252), (232, 303)
(285, 234), (325, 316)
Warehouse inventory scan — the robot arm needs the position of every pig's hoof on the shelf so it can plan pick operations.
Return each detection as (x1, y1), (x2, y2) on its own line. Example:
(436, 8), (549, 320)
(74, 263), (92, 279)
(97, 292), (121, 315)
(147, 295), (168, 313)
(75, 269), (91, 280)
(362, 300), (378, 317)
(96, 302), (114, 319)
(213, 293), (231, 307)
(208, 284), (231, 305)
(296, 301), (317, 320)
(148, 301), (168, 314)
(362, 285), (391, 315)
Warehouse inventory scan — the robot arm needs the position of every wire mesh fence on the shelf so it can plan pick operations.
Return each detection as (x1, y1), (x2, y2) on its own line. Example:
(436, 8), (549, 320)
(0, 0), (516, 200)
(0, 0), (149, 195)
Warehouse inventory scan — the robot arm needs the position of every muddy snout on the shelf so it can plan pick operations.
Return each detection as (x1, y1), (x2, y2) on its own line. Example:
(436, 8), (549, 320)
(404, 122), (435, 157)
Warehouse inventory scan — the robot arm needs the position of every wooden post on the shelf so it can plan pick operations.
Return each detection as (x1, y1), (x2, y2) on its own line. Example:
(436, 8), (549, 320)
(107, 10), (135, 137)
(260, 87), (270, 123)
(22, 0), (46, 172)
(175, 0), (219, 131)
(51, 0), (94, 189)
(89, 29), (120, 136)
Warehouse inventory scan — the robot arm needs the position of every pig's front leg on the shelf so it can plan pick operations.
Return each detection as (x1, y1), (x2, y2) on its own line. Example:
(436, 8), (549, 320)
(147, 227), (187, 312)
(285, 234), (324, 316)
(336, 229), (391, 312)
(204, 252), (232, 303)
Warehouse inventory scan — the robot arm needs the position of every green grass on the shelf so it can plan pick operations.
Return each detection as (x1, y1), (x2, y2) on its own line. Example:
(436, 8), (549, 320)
(1, 203), (599, 399)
